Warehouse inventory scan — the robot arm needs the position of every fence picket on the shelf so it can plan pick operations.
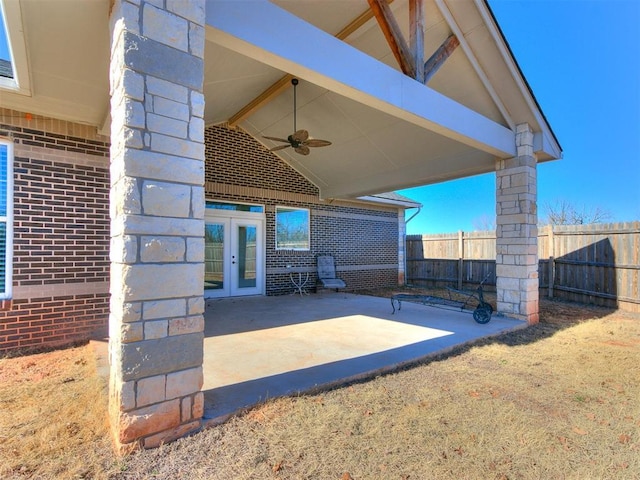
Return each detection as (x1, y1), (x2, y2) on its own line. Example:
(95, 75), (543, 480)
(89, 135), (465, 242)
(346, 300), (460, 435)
(406, 222), (640, 312)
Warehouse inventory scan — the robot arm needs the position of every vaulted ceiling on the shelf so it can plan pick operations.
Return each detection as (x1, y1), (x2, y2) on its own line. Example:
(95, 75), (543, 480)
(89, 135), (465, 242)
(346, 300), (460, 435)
(0, 0), (561, 199)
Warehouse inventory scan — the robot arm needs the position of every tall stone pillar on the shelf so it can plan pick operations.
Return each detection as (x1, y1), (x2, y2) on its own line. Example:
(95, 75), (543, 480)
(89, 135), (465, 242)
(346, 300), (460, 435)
(108, 0), (206, 449)
(495, 123), (539, 324)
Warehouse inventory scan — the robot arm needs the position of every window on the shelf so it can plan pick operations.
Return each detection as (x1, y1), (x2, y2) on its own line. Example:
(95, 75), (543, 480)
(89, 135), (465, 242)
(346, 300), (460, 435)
(0, 2), (31, 95)
(276, 207), (310, 250)
(0, 139), (13, 299)
(206, 201), (263, 213)
(0, 8), (13, 79)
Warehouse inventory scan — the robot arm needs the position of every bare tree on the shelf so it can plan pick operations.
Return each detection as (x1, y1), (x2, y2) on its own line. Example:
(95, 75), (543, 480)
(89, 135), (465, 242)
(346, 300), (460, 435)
(472, 213), (496, 231)
(540, 200), (612, 226)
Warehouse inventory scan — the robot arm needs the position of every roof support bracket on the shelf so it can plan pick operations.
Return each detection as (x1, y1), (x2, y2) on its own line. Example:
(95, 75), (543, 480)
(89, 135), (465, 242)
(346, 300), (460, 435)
(424, 34), (460, 83)
(367, 0), (416, 78)
(368, 0), (458, 85)
(409, 0), (425, 83)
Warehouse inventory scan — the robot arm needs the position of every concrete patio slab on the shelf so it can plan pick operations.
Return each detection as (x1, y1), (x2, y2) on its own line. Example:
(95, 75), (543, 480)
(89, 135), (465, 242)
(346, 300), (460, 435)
(202, 292), (526, 423)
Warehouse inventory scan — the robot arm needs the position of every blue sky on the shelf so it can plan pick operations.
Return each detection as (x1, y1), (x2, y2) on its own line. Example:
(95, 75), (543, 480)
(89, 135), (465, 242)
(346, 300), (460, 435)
(0, 18), (8, 61)
(1, 2), (639, 235)
(402, 0), (640, 234)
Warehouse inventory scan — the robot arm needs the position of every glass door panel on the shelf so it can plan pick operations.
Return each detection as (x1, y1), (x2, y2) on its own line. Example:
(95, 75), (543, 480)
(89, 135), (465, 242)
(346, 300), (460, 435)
(205, 212), (263, 298)
(231, 219), (263, 296)
(235, 225), (257, 289)
(204, 221), (229, 297)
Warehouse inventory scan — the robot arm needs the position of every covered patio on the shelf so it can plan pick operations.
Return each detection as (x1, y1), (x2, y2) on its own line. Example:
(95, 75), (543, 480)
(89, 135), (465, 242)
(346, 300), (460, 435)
(202, 292), (525, 422)
(1, 0), (562, 448)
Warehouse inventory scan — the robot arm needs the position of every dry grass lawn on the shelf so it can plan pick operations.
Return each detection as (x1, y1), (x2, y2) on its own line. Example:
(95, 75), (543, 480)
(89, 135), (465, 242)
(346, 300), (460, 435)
(1, 295), (638, 479)
(0, 345), (113, 478)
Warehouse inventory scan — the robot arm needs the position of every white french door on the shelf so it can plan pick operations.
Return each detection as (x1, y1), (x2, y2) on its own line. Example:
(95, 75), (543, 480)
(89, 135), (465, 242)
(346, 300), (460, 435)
(204, 214), (264, 298)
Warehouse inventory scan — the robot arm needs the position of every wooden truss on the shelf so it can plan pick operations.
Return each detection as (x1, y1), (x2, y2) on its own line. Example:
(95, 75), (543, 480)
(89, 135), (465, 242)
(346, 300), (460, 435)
(367, 0), (459, 83)
(228, 0), (458, 127)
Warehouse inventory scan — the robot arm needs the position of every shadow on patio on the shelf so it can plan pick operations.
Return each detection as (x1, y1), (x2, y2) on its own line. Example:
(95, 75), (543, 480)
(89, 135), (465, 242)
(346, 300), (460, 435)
(202, 293), (526, 424)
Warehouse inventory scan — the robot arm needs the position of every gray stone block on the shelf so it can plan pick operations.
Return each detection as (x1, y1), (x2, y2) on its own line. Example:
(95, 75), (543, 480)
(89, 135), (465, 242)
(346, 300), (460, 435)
(121, 332), (204, 381)
(123, 31), (203, 90)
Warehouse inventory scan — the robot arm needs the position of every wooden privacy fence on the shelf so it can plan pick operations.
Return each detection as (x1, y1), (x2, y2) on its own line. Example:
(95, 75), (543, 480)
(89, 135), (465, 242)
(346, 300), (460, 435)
(406, 222), (640, 311)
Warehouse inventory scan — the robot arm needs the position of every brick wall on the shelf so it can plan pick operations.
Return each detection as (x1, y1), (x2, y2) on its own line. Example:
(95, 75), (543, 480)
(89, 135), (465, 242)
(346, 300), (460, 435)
(0, 109), (110, 353)
(0, 293), (109, 351)
(205, 126), (318, 196)
(0, 116), (403, 353)
(12, 157), (110, 286)
(205, 125), (401, 295)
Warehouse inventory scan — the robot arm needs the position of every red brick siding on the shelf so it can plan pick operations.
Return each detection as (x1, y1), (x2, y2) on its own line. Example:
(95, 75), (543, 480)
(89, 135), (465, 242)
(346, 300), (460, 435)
(0, 294), (109, 352)
(12, 157), (110, 286)
(263, 203), (399, 295)
(205, 126), (319, 196)
(0, 124), (110, 157)
(205, 125), (400, 295)
(0, 119), (110, 354)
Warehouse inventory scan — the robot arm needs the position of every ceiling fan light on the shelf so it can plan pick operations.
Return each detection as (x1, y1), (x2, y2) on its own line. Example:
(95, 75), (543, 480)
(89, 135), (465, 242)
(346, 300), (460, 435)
(263, 79), (331, 155)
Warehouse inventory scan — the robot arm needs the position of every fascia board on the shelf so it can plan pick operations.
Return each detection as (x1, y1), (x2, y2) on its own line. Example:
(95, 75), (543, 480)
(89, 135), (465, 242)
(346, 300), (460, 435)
(473, 0), (562, 160)
(434, 0), (515, 131)
(357, 195), (423, 209)
(534, 131), (562, 162)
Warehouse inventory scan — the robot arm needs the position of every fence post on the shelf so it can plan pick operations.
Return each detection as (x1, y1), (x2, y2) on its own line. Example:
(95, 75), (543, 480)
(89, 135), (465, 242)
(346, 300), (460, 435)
(458, 230), (464, 290)
(548, 225), (555, 299)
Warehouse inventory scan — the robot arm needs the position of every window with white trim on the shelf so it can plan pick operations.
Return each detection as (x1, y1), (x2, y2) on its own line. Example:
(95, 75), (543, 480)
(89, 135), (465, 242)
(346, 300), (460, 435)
(1, 1), (30, 96)
(0, 7), (13, 81)
(275, 206), (310, 250)
(0, 139), (13, 300)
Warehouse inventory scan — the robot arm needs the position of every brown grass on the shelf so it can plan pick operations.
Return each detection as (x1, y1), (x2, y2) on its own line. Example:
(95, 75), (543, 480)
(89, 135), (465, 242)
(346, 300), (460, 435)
(1, 295), (639, 479)
(0, 345), (114, 479)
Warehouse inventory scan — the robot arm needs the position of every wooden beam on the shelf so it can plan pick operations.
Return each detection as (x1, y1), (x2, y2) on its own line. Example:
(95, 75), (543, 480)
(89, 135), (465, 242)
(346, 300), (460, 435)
(334, 1), (395, 41)
(409, 0), (425, 83)
(367, 0), (415, 78)
(228, 74), (293, 127)
(228, 1), (394, 127)
(423, 34), (460, 83)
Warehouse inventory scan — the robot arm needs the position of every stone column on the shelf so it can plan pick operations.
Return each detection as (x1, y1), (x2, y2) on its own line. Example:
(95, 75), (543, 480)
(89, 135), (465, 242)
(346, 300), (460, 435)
(495, 123), (539, 324)
(108, 0), (206, 449)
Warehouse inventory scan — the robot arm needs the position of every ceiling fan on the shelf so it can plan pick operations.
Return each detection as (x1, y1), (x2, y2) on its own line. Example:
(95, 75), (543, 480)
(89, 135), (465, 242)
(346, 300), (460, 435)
(263, 78), (332, 156)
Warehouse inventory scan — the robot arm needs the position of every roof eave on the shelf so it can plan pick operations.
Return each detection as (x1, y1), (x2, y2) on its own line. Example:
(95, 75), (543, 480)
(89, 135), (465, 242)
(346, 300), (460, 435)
(357, 195), (423, 209)
(479, 0), (562, 160)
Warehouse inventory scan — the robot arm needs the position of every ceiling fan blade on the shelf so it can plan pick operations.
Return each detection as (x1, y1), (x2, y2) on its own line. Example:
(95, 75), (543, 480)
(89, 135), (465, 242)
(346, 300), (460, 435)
(270, 144), (291, 152)
(263, 135), (290, 143)
(305, 139), (332, 148)
(291, 129), (309, 143)
(294, 145), (310, 155)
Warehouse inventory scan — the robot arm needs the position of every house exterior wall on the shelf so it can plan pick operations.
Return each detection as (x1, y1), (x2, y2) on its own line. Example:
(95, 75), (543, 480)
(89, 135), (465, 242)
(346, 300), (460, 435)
(0, 114), (404, 354)
(205, 125), (402, 295)
(0, 109), (110, 353)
